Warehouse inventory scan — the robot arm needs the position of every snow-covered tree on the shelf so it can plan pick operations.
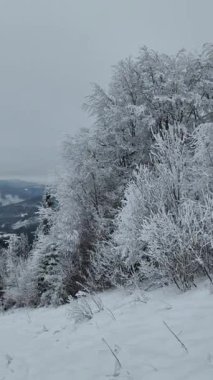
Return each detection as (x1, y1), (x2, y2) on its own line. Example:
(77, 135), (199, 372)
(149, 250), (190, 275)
(25, 192), (65, 306)
(107, 123), (213, 290)
(0, 248), (6, 303)
(46, 45), (213, 295)
(3, 234), (30, 307)
(4, 45), (213, 307)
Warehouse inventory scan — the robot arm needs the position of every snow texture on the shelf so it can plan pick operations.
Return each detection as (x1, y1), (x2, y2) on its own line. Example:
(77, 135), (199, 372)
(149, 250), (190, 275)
(0, 281), (213, 379)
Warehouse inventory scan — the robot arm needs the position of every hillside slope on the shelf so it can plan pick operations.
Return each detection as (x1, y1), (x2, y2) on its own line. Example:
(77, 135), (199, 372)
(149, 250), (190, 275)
(0, 281), (213, 380)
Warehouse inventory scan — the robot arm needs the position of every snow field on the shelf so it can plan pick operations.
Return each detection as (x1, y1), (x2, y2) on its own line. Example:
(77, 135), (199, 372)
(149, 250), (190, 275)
(0, 281), (213, 379)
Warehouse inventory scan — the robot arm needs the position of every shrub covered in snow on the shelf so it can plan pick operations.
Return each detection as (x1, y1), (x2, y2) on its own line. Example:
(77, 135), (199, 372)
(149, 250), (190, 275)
(103, 124), (213, 290)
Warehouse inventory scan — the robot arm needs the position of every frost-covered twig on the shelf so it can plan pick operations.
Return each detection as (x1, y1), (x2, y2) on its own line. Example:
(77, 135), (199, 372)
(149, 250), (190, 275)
(195, 256), (213, 285)
(68, 297), (93, 323)
(76, 281), (104, 312)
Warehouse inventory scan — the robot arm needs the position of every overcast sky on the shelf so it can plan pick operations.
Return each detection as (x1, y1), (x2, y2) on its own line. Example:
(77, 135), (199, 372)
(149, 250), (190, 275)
(0, 0), (212, 183)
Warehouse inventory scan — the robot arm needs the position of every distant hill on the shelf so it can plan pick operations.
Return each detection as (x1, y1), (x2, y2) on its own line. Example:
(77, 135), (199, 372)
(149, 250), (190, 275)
(0, 180), (45, 247)
(0, 179), (44, 206)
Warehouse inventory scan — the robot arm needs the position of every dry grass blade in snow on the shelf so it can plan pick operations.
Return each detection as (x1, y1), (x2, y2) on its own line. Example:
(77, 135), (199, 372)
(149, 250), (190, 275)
(102, 337), (122, 377)
(163, 320), (188, 353)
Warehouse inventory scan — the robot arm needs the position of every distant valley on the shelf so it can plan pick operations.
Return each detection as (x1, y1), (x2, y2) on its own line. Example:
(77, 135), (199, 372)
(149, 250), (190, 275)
(0, 180), (45, 247)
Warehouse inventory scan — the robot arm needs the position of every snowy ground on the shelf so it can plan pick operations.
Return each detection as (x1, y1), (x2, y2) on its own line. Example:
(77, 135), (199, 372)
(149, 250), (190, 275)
(0, 281), (213, 380)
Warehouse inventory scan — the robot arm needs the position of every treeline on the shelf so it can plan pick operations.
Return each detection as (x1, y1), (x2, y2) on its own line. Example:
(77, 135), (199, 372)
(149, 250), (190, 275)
(1, 45), (213, 308)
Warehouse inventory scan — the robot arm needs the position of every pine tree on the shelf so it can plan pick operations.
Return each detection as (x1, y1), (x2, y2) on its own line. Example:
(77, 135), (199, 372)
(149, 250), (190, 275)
(29, 192), (65, 306)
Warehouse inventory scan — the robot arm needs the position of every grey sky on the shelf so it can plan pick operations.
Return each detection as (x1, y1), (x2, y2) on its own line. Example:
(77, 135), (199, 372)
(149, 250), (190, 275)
(0, 0), (212, 183)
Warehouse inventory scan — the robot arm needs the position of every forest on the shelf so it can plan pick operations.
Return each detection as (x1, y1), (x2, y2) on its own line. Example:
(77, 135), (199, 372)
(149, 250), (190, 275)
(1, 44), (213, 309)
